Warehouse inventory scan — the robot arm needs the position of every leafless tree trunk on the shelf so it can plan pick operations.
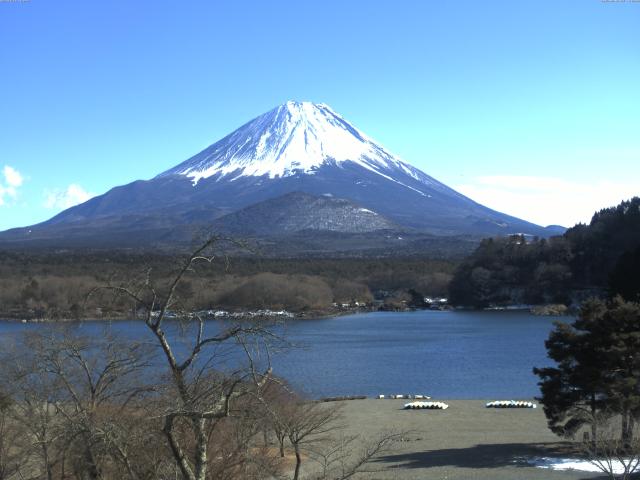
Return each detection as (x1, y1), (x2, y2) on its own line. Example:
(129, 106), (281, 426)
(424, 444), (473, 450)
(278, 400), (342, 480)
(89, 236), (277, 480)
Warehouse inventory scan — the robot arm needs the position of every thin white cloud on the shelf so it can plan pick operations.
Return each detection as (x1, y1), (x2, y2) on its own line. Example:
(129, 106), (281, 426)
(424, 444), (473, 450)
(43, 184), (95, 210)
(0, 165), (24, 206)
(455, 175), (638, 227)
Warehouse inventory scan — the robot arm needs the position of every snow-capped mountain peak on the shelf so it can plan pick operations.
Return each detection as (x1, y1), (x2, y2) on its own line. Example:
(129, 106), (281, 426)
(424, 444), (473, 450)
(158, 101), (429, 186)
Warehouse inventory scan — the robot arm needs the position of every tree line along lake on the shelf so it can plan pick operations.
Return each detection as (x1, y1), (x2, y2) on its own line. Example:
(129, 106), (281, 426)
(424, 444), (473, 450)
(0, 310), (563, 399)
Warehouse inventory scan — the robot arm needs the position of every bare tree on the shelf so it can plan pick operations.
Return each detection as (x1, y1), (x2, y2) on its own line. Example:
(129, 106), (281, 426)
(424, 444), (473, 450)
(1, 330), (156, 480)
(0, 391), (25, 480)
(89, 236), (278, 480)
(261, 376), (403, 480)
(287, 403), (342, 480)
(1, 337), (63, 480)
(581, 412), (640, 480)
(306, 430), (403, 480)
(260, 378), (298, 459)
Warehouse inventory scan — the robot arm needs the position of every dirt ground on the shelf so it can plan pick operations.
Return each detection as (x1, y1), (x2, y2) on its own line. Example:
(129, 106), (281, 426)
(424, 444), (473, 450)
(330, 399), (617, 480)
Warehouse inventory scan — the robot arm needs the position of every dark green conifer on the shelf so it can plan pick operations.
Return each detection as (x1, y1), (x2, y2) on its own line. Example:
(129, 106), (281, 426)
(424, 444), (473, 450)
(534, 297), (640, 445)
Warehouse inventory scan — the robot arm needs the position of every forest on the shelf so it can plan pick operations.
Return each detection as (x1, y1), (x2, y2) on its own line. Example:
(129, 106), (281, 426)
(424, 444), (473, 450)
(449, 197), (640, 308)
(0, 251), (456, 320)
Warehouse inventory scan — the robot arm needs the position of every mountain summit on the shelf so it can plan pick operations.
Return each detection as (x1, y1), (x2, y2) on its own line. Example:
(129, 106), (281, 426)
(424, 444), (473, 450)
(160, 101), (410, 180)
(0, 101), (560, 251)
(159, 101), (440, 194)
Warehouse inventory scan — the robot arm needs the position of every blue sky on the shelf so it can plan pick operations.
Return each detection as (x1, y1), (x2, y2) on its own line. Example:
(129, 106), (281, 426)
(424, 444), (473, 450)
(0, 0), (638, 230)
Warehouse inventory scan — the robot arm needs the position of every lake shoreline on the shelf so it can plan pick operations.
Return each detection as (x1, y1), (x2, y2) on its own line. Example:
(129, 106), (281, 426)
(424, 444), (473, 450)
(0, 305), (433, 323)
(0, 308), (363, 323)
(0, 300), (572, 324)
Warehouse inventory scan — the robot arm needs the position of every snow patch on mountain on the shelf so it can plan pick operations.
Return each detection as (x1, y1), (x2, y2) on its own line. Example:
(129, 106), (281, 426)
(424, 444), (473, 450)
(158, 101), (436, 195)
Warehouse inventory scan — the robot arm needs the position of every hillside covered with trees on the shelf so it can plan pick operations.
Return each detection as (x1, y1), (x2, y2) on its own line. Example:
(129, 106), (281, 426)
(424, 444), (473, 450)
(0, 252), (456, 320)
(449, 197), (640, 308)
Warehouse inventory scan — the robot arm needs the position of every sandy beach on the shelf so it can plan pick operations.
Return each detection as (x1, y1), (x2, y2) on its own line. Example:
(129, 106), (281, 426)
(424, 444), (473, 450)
(332, 399), (613, 480)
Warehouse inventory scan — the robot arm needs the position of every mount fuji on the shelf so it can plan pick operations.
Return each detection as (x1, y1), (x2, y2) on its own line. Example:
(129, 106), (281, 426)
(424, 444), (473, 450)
(0, 101), (561, 252)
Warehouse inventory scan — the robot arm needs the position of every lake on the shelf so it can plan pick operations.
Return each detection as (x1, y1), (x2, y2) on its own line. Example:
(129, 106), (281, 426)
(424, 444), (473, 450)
(0, 310), (562, 399)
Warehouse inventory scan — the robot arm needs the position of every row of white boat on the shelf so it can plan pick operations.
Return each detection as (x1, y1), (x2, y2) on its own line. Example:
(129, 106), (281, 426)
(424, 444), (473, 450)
(404, 401), (449, 410)
(486, 400), (537, 408)
(377, 395), (537, 410)
(403, 400), (538, 410)
(377, 394), (431, 399)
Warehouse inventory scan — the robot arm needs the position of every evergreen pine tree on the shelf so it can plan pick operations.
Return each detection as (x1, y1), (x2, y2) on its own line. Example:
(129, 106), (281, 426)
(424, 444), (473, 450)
(534, 297), (640, 444)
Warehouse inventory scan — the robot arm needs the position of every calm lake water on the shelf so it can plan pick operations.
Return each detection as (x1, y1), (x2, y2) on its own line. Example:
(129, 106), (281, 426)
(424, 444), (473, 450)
(0, 310), (562, 399)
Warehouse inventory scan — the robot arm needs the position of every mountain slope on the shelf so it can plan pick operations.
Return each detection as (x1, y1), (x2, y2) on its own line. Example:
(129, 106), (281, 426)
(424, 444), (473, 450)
(0, 101), (558, 251)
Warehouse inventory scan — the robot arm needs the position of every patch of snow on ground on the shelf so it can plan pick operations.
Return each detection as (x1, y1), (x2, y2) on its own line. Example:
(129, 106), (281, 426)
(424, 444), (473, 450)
(530, 457), (639, 474)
